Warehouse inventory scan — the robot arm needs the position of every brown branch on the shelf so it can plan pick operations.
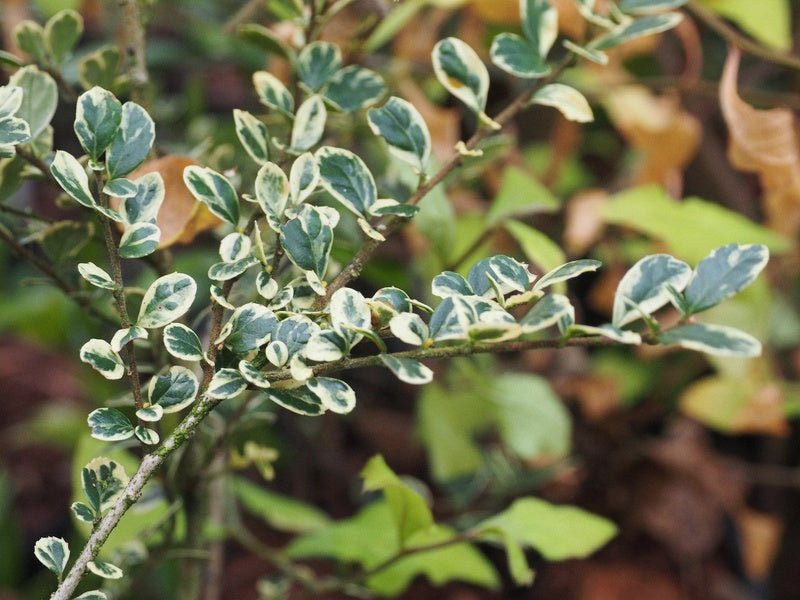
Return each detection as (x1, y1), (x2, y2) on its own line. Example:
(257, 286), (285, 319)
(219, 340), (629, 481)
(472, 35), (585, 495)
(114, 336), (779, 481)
(120, 0), (149, 101)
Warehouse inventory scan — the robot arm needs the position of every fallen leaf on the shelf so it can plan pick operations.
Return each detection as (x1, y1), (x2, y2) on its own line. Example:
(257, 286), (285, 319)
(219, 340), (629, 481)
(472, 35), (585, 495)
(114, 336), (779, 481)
(564, 189), (608, 254)
(720, 47), (800, 235)
(734, 507), (783, 581)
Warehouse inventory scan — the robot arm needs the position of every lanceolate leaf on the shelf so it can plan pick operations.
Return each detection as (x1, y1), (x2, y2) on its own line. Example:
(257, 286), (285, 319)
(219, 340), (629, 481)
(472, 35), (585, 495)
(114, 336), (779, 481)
(149, 366), (199, 413)
(297, 41), (341, 92)
(367, 96), (431, 172)
(233, 108), (269, 164)
(593, 12), (683, 50)
(532, 84), (594, 123)
(78, 262), (117, 290)
(613, 254), (691, 327)
(183, 165), (240, 225)
(79, 339), (124, 380)
(324, 65), (386, 113)
(74, 87), (122, 160)
(118, 222), (160, 258)
(86, 408), (134, 441)
(432, 38), (489, 116)
(106, 101), (155, 179)
(290, 95), (327, 152)
(660, 323), (762, 358)
(163, 323), (203, 361)
(380, 355), (433, 385)
(307, 377), (357, 414)
(51, 150), (95, 209)
(34, 537), (70, 578)
(316, 146), (377, 217)
(253, 71), (294, 117)
(137, 273), (198, 329)
(683, 243), (769, 314)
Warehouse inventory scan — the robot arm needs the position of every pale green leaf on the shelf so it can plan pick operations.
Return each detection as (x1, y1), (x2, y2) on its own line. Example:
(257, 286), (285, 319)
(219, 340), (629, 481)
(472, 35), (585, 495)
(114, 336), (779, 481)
(0, 85), (23, 118)
(520, 293), (573, 333)
(533, 259), (602, 291)
(490, 33), (550, 79)
(570, 323), (642, 344)
(78, 45), (120, 90)
(87, 559), (123, 579)
(207, 368), (247, 400)
(593, 12), (683, 49)
(238, 360), (271, 389)
(208, 256), (259, 281)
(304, 329), (349, 362)
(253, 71), (294, 117)
(233, 476), (330, 533)
(44, 9), (83, 63)
(120, 172), (164, 224)
(289, 152), (319, 206)
(389, 312), (429, 345)
(74, 591), (107, 600)
(290, 95), (326, 152)
(522, 0), (558, 56)
(505, 219), (566, 276)
(134, 425), (159, 445)
(110, 326), (147, 352)
(620, 0), (688, 14)
(297, 41), (341, 92)
(307, 377), (357, 414)
(219, 232), (252, 262)
(136, 405), (163, 422)
(9, 66), (58, 138)
(380, 355), (433, 385)
(562, 39), (609, 64)
(78, 262), (116, 290)
(701, 0), (790, 50)
(487, 166), (559, 225)
(330, 287), (371, 334)
(324, 65), (386, 113)
(14, 21), (47, 64)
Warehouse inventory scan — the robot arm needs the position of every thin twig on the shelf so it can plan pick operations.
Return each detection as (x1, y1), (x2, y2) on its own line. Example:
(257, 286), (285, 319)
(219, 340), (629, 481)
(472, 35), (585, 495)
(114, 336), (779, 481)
(687, 1), (800, 71)
(16, 146), (53, 180)
(222, 0), (265, 35)
(0, 202), (55, 222)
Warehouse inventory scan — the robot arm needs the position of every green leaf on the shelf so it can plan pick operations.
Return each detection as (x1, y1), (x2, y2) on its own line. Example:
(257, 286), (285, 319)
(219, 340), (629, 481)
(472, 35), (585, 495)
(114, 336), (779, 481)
(233, 109), (269, 165)
(120, 172), (164, 224)
(238, 360), (272, 389)
(183, 165), (240, 225)
(431, 271), (473, 298)
(265, 385), (325, 416)
(296, 41), (341, 92)
(280, 205), (334, 280)
(233, 476), (330, 533)
(253, 71), (294, 117)
(78, 45), (120, 90)
(323, 65), (386, 113)
(307, 377), (357, 414)
(290, 95), (326, 153)
(0, 50), (24, 68)
(134, 425), (159, 445)
(683, 243), (769, 314)
(613, 254), (691, 327)
(367, 96), (431, 172)
(110, 326), (147, 352)
(237, 23), (296, 60)
(490, 33), (549, 79)
(207, 368), (247, 400)
(531, 84), (594, 123)
(432, 37), (490, 117)
(106, 101), (155, 179)
(659, 323), (762, 358)
(149, 365), (199, 413)
(289, 152), (319, 205)
(380, 355), (433, 385)
(504, 219), (565, 276)
(620, 0), (688, 14)
(429, 297), (474, 342)
(534, 259), (602, 291)
(271, 316), (320, 359)
(14, 21), (47, 64)
(81, 457), (129, 513)
(219, 303), (277, 353)
(316, 146), (377, 217)
(361, 455), (434, 544)
(701, 0), (790, 50)
(600, 185), (791, 262)
(521, 0), (558, 56)
(9, 66), (57, 138)
(34, 537), (69, 578)
(487, 166), (559, 225)
(520, 293), (573, 333)
(86, 408), (134, 441)
(389, 312), (429, 345)
(219, 232), (252, 262)
(474, 497), (617, 561)
(78, 262), (117, 290)
(44, 9), (83, 64)
(79, 339), (124, 380)
(87, 559), (123, 579)
(593, 12), (683, 49)
(71, 501), (94, 523)
(137, 273), (197, 329)
(490, 374), (571, 460)
(208, 256), (259, 281)
(118, 222), (160, 258)
(50, 150), (95, 208)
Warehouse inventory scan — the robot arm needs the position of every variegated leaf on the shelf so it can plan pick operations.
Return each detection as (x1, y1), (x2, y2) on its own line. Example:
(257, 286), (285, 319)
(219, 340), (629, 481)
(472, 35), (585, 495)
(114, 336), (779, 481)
(86, 408), (134, 441)
(324, 65), (386, 112)
(389, 312), (430, 345)
(106, 101), (155, 179)
(80, 339), (124, 379)
(81, 456), (129, 512)
(307, 377), (356, 414)
(289, 152), (319, 205)
(78, 262), (117, 290)
(660, 323), (761, 357)
(163, 323), (203, 361)
(207, 368), (248, 399)
(290, 95), (326, 153)
(613, 254), (691, 327)
(297, 41), (341, 92)
(239, 360), (271, 389)
(137, 273), (197, 329)
(532, 84), (594, 123)
(367, 96), (431, 172)
(533, 259), (602, 291)
(520, 294), (573, 333)
(316, 146), (377, 217)
(110, 326), (147, 352)
(148, 365), (199, 413)
(34, 537), (69, 577)
(233, 108), (269, 164)
(51, 150), (95, 208)
(432, 37), (490, 116)
(118, 222), (160, 258)
(183, 165), (240, 225)
(380, 355), (433, 385)
(74, 86), (122, 161)
(253, 71), (294, 117)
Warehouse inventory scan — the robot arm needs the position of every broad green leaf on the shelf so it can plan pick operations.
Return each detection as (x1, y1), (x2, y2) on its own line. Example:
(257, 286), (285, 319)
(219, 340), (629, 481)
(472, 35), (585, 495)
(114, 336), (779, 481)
(600, 185), (791, 262)
(71, 502), (94, 523)
(620, 0), (688, 14)
(238, 360), (271, 389)
(490, 33), (549, 79)
(316, 146), (377, 217)
(252, 71), (294, 117)
(219, 232), (252, 262)
(86, 408), (134, 441)
(233, 476), (330, 533)
(534, 259), (602, 291)
(118, 222), (160, 258)
(330, 287), (371, 333)
(208, 256), (259, 281)
(44, 9), (83, 63)
(389, 312), (430, 345)
(487, 166), (559, 225)
(106, 101), (155, 179)
(207, 368), (247, 399)
(87, 559), (122, 579)
(367, 96), (431, 172)
(520, 293), (573, 333)
(149, 365), (199, 413)
(80, 339), (124, 380)
(78, 45), (120, 90)
(289, 152), (319, 205)
(490, 373), (570, 460)
(78, 262), (116, 290)
(613, 254), (691, 327)
(237, 23), (296, 60)
(219, 303), (277, 353)
(701, 0), (790, 50)
(324, 65), (386, 113)
(183, 165), (240, 225)
(307, 377), (357, 414)
(296, 41), (341, 92)
(120, 172), (164, 224)
(660, 323), (762, 357)
(136, 405), (163, 422)
(505, 219), (565, 276)
(110, 326), (147, 352)
(9, 66), (57, 138)
(265, 385), (325, 416)
(137, 272), (197, 329)
(683, 243), (769, 314)
(361, 455), (434, 544)
(474, 497), (617, 561)
(280, 205), (334, 280)
(432, 37), (490, 117)
(233, 109), (269, 165)
(532, 84), (594, 123)
(290, 95), (326, 153)
(134, 425), (159, 445)
(50, 150), (95, 208)
(163, 323), (203, 361)
(14, 21), (47, 64)
(521, 0), (558, 56)
(380, 355), (433, 385)
(34, 537), (69, 577)
(593, 12), (683, 49)
(81, 457), (129, 513)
